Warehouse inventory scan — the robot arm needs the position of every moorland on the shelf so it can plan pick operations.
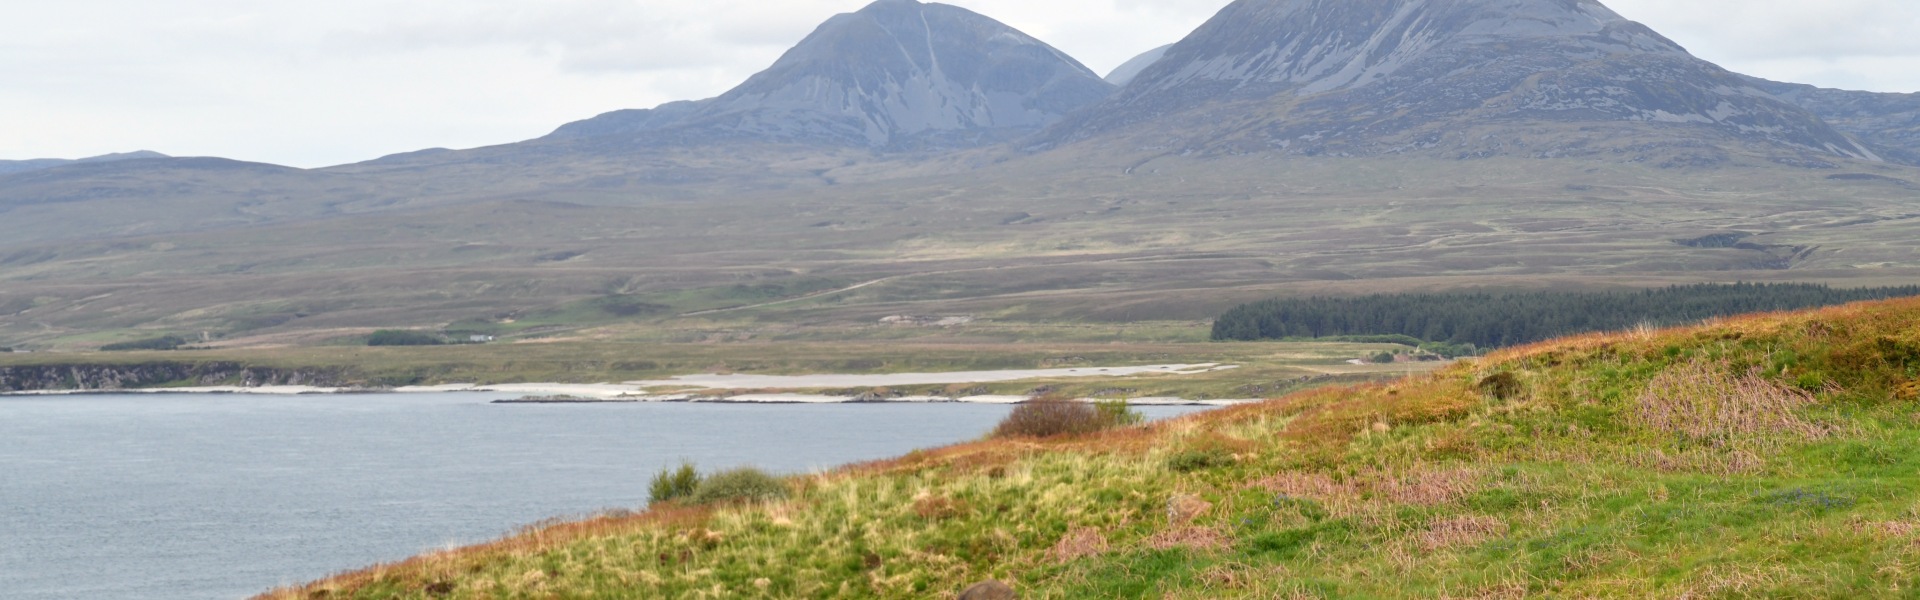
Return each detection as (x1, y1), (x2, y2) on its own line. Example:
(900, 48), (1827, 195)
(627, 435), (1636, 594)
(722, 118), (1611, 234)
(262, 293), (1920, 598)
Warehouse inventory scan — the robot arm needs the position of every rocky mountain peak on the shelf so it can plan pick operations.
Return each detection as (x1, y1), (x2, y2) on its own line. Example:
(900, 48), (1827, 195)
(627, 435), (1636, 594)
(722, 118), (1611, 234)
(550, 0), (1112, 151)
(1051, 0), (1879, 163)
(1130, 0), (1680, 97)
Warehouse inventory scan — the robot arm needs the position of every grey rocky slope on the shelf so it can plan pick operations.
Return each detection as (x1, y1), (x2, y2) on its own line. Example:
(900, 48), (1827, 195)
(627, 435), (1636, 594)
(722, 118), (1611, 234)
(1043, 0), (1881, 164)
(547, 0), (1113, 151)
(1744, 76), (1920, 164)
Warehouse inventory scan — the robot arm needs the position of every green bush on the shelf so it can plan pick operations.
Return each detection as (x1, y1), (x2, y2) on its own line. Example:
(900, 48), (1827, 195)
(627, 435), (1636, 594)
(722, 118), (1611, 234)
(689, 468), (789, 505)
(368, 330), (444, 346)
(649, 463), (702, 505)
(1095, 400), (1145, 428)
(1419, 341), (1481, 358)
(1371, 352), (1398, 364)
(100, 335), (188, 352)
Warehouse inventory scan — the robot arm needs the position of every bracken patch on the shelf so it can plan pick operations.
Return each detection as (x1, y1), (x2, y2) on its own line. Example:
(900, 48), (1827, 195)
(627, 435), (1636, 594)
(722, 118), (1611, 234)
(1144, 526), (1231, 552)
(911, 494), (970, 521)
(1896, 379), (1920, 402)
(1853, 520), (1920, 544)
(1046, 527), (1109, 564)
(1377, 468), (1485, 507)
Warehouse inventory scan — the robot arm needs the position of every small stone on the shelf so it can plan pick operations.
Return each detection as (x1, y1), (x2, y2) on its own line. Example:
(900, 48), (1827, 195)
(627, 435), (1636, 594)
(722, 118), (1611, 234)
(958, 580), (1016, 600)
(753, 578), (772, 590)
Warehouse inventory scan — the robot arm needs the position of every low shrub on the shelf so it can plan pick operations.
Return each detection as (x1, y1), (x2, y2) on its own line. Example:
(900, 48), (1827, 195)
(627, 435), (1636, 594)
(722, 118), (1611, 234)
(1167, 449), (1233, 473)
(100, 335), (188, 352)
(648, 463), (702, 505)
(993, 397), (1143, 438)
(368, 330), (444, 346)
(1477, 372), (1524, 401)
(689, 468), (789, 505)
(1167, 432), (1254, 472)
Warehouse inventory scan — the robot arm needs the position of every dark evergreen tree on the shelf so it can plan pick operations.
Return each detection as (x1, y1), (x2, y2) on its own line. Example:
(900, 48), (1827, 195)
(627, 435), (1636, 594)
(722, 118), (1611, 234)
(1213, 283), (1920, 350)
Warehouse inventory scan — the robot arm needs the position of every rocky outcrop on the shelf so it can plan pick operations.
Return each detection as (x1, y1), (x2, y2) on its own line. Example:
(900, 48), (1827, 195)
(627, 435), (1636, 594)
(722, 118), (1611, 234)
(0, 362), (351, 392)
(958, 580), (1016, 600)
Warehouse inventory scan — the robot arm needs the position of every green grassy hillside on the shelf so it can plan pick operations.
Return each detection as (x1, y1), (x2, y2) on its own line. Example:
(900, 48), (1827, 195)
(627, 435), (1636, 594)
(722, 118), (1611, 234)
(270, 297), (1920, 599)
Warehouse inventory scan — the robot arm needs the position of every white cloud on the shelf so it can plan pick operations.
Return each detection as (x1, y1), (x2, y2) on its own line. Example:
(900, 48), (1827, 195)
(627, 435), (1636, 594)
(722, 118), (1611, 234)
(0, 0), (1914, 168)
(1607, 0), (1920, 90)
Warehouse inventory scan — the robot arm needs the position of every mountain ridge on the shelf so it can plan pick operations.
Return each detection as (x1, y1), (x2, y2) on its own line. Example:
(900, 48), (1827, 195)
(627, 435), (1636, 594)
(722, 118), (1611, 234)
(1039, 0), (1882, 165)
(0, 151), (169, 176)
(1744, 76), (1920, 164)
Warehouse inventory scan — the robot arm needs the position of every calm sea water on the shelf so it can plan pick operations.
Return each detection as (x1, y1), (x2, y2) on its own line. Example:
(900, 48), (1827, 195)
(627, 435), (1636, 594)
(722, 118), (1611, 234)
(0, 393), (1208, 599)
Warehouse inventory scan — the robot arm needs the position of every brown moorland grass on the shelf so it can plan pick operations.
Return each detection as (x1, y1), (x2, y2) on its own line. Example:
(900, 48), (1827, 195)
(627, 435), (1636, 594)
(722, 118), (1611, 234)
(262, 296), (1920, 599)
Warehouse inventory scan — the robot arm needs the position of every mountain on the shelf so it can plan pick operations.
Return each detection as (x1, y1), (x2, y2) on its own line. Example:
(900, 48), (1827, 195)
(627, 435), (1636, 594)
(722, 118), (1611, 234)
(0, 151), (168, 176)
(1104, 44), (1172, 86)
(1044, 0), (1880, 164)
(1744, 76), (1920, 164)
(546, 0), (1113, 151)
(5, 0), (1920, 350)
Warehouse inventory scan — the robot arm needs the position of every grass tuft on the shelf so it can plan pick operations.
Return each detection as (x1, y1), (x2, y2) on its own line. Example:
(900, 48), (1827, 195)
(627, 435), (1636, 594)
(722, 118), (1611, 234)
(1636, 360), (1826, 446)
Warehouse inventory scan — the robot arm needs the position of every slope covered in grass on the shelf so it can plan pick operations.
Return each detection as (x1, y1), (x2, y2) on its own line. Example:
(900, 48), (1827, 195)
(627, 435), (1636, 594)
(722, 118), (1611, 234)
(269, 298), (1920, 599)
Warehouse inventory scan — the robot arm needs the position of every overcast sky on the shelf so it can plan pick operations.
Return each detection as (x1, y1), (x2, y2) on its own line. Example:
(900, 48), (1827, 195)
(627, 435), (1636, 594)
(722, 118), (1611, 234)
(4, 0), (1916, 168)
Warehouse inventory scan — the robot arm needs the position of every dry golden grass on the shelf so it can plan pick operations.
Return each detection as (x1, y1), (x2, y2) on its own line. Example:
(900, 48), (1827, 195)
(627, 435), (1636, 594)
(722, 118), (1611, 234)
(1418, 516), (1511, 552)
(1144, 526), (1231, 552)
(1636, 360), (1827, 445)
(1633, 448), (1767, 475)
(1248, 467), (1486, 514)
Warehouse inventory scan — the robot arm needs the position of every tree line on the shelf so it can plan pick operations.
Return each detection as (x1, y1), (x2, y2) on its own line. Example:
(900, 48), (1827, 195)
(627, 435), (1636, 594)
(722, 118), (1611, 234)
(1212, 283), (1920, 350)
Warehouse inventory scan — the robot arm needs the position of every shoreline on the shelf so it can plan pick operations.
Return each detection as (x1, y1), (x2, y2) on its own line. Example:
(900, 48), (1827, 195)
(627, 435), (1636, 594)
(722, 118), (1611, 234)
(490, 394), (1253, 407)
(0, 363), (1256, 406)
(0, 387), (1251, 407)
